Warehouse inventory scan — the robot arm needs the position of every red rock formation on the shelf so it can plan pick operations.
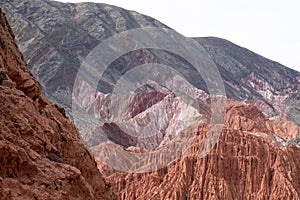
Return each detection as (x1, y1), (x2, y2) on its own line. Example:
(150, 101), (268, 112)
(225, 101), (300, 141)
(0, 9), (114, 200)
(98, 102), (300, 199)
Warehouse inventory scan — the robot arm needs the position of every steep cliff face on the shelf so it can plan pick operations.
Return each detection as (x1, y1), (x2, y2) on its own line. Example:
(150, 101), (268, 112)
(0, 9), (114, 200)
(100, 102), (300, 200)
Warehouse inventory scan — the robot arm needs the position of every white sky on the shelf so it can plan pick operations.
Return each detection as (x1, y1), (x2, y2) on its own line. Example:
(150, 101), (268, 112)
(58, 0), (300, 72)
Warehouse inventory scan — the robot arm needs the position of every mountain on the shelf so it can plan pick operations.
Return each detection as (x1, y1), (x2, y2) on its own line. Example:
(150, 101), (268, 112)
(2, 0), (299, 112)
(2, 0), (300, 149)
(0, 0), (168, 106)
(1, 0), (300, 199)
(0, 8), (114, 199)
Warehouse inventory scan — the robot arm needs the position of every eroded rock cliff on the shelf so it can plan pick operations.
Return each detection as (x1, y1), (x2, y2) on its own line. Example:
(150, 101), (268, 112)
(0, 9), (114, 200)
(99, 102), (300, 200)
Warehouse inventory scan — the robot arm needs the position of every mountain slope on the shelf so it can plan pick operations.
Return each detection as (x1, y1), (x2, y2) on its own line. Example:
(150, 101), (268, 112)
(196, 37), (300, 117)
(2, 0), (299, 110)
(2, 0), (300, 150)
(196, 36), (299, 98)
(1, 1), (300, 199)
(0, 8), (114, 200)
(0, 0), (167, 106)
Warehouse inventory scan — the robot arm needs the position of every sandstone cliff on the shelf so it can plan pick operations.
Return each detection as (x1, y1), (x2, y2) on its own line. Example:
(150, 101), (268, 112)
(0, 9), (114, 200)
(99, 102), (300, 200)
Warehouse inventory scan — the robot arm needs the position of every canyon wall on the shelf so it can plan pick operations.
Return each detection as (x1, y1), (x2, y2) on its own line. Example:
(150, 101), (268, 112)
(0, 9), (114, 200)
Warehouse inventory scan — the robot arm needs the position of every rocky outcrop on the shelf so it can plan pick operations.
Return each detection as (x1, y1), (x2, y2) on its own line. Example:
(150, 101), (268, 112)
(225, 101), (300, 142)
(99, 102), (300, 200)
(0, 9), (114, 200)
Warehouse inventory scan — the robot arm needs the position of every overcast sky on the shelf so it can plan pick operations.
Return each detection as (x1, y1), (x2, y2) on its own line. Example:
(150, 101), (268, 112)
(58, 0), (300, 72)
